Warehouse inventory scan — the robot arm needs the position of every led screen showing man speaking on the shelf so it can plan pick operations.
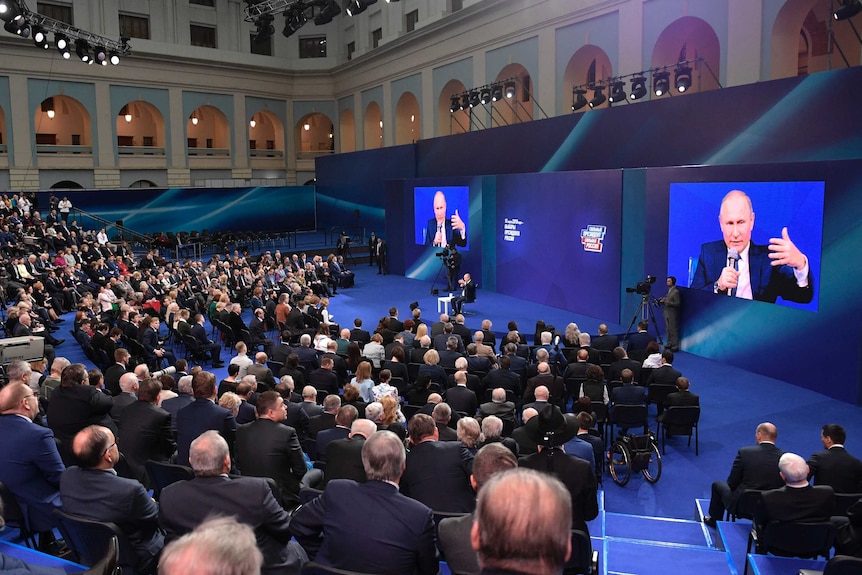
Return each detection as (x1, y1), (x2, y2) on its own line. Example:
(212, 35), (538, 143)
(413, 186), (469, 249)
(668, 181), (824, 311)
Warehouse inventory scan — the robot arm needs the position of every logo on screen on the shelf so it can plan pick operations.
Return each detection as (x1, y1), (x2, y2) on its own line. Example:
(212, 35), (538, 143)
(581, 225), (606, 253)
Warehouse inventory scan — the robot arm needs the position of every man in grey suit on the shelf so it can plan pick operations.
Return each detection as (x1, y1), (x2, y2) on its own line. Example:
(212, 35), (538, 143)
(660, 276), (681, 351)
(437, 443), (518, 575)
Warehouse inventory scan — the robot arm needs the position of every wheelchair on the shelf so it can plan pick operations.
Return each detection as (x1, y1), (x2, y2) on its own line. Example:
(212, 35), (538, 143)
(608, 431), (662, 486)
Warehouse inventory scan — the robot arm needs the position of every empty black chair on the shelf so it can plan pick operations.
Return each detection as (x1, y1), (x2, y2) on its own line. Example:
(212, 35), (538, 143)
(144, 460), (194, 501)
(0, 480), (37, 548)
(564, 529), (598, 574)
(744, 521), (835, 575)
(821, 555), (862, 575)
(656, 405), (700, 455)
(727, 489), (766, 522)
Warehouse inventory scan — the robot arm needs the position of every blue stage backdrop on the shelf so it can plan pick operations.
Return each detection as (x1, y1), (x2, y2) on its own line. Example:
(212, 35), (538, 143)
(494, 171), (622, 322)
(37, 187), (316, 234)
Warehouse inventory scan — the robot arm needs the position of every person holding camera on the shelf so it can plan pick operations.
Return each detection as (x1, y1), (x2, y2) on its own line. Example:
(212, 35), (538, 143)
(446, 245), (461, 292)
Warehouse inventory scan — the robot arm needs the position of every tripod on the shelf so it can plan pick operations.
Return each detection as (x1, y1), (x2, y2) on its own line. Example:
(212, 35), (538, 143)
(622, 293), (665, 347)
(429, 257), (449, 295)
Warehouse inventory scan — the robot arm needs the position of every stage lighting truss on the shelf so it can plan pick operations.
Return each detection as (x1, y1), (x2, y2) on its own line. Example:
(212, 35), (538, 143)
(0, 1), (131, 65)
(571, 57), (721, 113)
(448, 77), (548, 128)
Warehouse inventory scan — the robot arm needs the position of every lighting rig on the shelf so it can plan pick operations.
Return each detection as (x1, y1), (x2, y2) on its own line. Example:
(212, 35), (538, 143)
(448, 77), (548, 131)
(244, 0), (341, 42)
(0, 0), (130, 65)
(571, 57), (721, 112)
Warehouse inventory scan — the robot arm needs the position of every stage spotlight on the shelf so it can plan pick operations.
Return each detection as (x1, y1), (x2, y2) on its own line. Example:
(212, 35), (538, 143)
(588, 86), (606, 108)
(346, 0), (366, 16)
(254, 13), (275, 43)
(491, 84), (503, 102)
(460, 94), (470, 110)
(109, 51), (120, 65)
(504, 81), (516, 99)
(674, 66), (692, 93)
(835, 0), (862, 20)
(283, 9), (307, 38)
(653, 71), (670, 97)
(386, 0), (400, 3)
(479, 87), (491, 105)
(75, 39), (91, 63)
(33, 26), (49, 49)
(468, 90), (480, 108)
(608, 81), (626, 103)
(56, 34), (70, 59)
(0, 0), (21, 21)
(571, 89), (587, 111)
(94, 45), (108, 65)
(314, 0), (341, 25)
(449, 95), (460, 113)
(629, 76), (647, 100)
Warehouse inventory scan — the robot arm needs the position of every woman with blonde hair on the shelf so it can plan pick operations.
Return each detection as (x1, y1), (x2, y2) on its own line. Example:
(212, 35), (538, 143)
(350, 360), (375, 403)
(218, 392), (242, 418)
(379, 395), (406, 440)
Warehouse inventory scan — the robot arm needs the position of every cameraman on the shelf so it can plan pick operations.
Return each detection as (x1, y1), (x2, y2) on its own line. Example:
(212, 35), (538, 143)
(445, 244), (461, 292)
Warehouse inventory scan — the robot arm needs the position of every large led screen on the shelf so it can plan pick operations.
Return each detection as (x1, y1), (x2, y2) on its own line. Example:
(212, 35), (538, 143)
(495, 171), (622, 320)
(668, 181), (824, 311)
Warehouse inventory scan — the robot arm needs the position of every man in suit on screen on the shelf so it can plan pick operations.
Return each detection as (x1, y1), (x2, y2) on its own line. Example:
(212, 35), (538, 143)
(425, 190), (466, 248)
(690, 190), (813, 304)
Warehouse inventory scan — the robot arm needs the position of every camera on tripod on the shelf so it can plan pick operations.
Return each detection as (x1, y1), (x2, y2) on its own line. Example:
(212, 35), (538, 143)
(435, 246), (450, 258)
(625, 275), (656, 296)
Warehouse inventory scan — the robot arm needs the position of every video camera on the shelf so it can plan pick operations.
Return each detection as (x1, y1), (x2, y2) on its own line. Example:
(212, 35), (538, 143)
(625, 275), (656, 296)
(435, 246), (450, 258)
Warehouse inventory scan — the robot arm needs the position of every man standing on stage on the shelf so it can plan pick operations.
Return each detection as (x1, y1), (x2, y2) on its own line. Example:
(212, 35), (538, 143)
(660, 276), (681, 351)
(446, 245), (461, 292)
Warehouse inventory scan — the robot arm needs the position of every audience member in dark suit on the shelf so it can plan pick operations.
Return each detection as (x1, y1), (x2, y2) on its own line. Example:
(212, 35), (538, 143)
(290, 430), (438, 575)
(468, 468), (573, 575)
(610, 369), (646, 409)
(140, 315), (177, 367)
(47, 362), (116, 465)
(235, 391), (308, 510)
(294, 334), (320, 371)
(704, 422), (785, 527)
(433, 403), (459, 441)
(159, 431), (307, 575)
(0, 380), (65, 539)
(807, 423), (862, 493)
(592, 324), (619, 351)
(400, 414), (475, 513)
(608, 346), (643, 383)
(308, 394), (341, 438)
(117, 378), (176, 489)
(481, 356), (521, 399)
(316, 405), (358, 461)
(60, 425), (164, 571)
(275, 376), (311, 441)
(521, 385), (552, 415)
(307, 356), (339, 396)
(322, 419), (377, 486)
(437, 443), (519, 575)
(349, 319), (371, 345)
(754, 452), (835, 530)
(519, 404), (599, 536)
(109, 373), (139, 423)
(300, 386), (324, 418)
(647, 350), (683, 385)
(524, 362), (565, 406)
(175, 371), (238, 467)
(103, 348), (131, 396)
(626, 320), (656, 354)
(191, 313), (224, 367)
(446, 370), (478, 415)
(162, 374), (195, 432)
(575, 411), (605, 475)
